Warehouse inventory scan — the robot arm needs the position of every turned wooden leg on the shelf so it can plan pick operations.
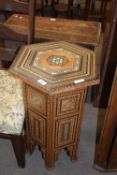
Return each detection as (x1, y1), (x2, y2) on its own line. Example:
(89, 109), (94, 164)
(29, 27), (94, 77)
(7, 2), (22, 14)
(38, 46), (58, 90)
(11, 135), (26, 168)
(84, 0), (91, 19)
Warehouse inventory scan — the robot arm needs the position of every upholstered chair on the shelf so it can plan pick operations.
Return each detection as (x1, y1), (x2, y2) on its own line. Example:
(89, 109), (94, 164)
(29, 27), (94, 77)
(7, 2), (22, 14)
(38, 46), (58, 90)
(0, 0), (35, 167)
(0, 69), (25, 167)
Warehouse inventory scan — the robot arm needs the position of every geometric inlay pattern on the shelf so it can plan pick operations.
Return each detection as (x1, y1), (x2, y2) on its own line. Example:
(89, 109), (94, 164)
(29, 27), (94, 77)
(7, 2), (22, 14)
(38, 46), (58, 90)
(55, 116), (78, 147)
(10, 41), (99, 93)
(56, 91), (84, 116)
(27, 86), (47, 116)
(29, 110), (46, 145)
(47, 55), (68, 66)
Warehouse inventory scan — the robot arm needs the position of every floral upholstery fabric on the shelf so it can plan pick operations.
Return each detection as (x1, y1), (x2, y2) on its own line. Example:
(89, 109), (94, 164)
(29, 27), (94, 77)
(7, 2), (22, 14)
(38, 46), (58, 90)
(0, 70), (25, 135)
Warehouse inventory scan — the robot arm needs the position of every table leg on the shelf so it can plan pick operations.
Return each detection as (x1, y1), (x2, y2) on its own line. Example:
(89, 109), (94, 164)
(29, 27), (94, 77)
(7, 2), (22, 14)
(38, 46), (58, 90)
(45, 150), (55, 169)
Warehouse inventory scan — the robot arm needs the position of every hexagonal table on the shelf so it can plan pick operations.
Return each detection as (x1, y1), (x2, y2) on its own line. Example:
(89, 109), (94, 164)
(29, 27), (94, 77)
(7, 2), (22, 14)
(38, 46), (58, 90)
(10, 41), (99, 168)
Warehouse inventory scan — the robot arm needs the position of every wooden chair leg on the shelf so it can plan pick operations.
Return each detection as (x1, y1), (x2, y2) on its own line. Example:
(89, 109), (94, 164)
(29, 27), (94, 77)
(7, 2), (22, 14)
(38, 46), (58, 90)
(84, 0), (91, 19)
(41, 8), (44, 16)
(70, 10), (73, 19)
(77, 4), (81, 16)
(0, 39), (5, 47)
(52, 10), (57, 18)
(11, 135), (26, 168)
(45, 0), (48, 6)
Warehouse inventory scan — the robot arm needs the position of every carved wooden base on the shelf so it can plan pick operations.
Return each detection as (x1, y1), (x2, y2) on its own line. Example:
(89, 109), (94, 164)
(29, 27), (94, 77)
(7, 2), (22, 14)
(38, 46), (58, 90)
(26, 85), (87, 168)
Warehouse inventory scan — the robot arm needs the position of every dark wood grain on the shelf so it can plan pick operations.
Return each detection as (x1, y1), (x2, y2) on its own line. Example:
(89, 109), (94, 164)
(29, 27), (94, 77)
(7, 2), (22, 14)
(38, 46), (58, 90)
(84, 0), (108, 21)
(94, 67), (117, 171)
(4, 14), (101, 47)
(96, 0), (117, 107)
(0, 0), (35, 65)
(51, 0), (74, 18)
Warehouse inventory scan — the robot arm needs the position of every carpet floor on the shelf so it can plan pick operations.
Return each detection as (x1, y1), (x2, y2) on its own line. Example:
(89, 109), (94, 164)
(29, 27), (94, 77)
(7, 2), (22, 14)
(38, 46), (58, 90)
(0, 103), (116, 175)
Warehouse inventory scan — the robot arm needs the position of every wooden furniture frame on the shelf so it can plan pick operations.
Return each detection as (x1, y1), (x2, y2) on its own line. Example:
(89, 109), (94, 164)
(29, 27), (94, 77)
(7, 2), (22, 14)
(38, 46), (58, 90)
(95, 0), (117, 107)
(4, 14), (101, 48)
(0, 0), (44, 18)
(10, 41), (99, 168)
(93, 1), (117, 170)
(51, 0), (74, 18)
(19, 0), (44, 16)
(94, 67), (117, 171)
(0, 0), (35, 67)
(0, 0), (35, 167)
(84, 0), (108, 27)
(0, 0), (29, 19)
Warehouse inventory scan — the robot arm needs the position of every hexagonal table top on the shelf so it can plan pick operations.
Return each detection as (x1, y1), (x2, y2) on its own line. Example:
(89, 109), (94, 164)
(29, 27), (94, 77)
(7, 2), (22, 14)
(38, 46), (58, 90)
(10, 41), (99, 93)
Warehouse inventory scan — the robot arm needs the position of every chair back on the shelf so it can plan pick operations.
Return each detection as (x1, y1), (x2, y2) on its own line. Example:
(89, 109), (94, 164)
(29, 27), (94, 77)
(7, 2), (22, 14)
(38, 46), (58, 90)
(51, 0), (74, 18)
(0, 0), (35, 65)
(0, 0), (29, 14)
(84, 0), (108, 20)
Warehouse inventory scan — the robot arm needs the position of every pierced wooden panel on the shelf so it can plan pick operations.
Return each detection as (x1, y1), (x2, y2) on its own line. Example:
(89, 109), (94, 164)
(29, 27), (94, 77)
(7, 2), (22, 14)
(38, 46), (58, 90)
(27, 86), (47, 116)
(56, 90), (84, 116)
(55, 116), (78, 147)
(29, 110), (46, 146)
